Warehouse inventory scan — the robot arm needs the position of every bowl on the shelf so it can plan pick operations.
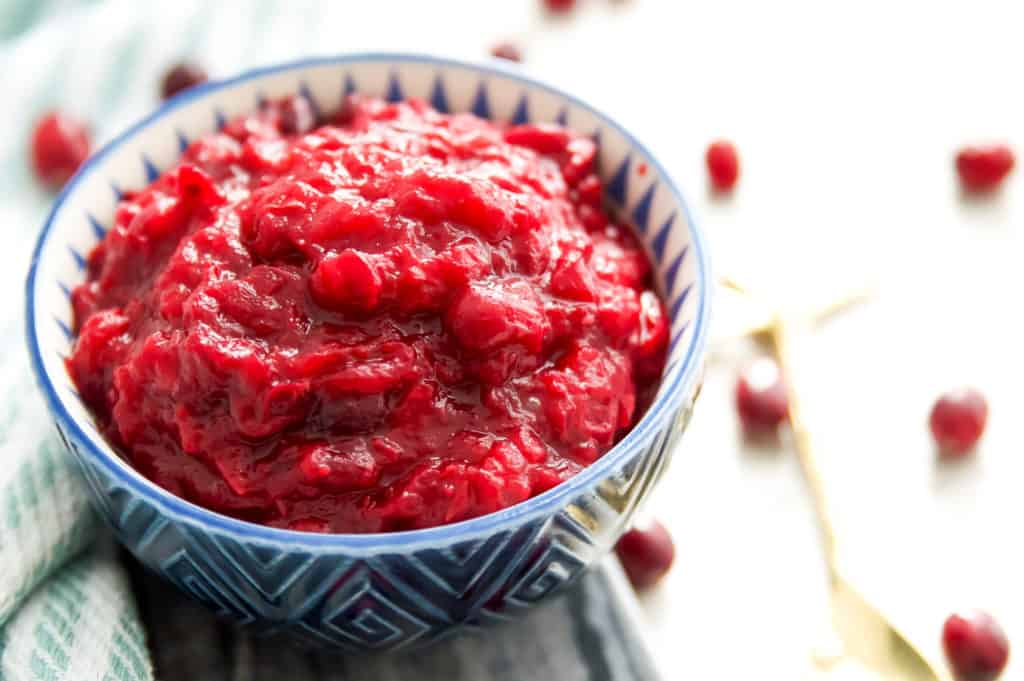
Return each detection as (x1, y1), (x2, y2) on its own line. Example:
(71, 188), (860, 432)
(26, 53), (711, 651)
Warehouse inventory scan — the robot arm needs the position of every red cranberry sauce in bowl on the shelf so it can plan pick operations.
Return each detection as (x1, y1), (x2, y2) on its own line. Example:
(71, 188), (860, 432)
(67, 95), (669, 534)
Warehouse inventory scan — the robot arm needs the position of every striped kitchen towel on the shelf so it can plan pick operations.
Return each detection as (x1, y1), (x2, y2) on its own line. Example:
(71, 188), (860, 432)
(0, 362), (153, 681)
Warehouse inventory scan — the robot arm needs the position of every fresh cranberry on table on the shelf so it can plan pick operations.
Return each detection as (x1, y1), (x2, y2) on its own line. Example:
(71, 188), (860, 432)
(615, 520), (675, 590)
(543, 0), (576, 12)
(955, 145), (1015, 192)
(490, 42), (523, 62)
(706, 140), (740, 192)
(929, 388), (988, 457)
(160, 61), (208, 100)
(278, 94), (318, 135)
(942, 610), (1009, 681)
(30, 111), (91, 189)
(735, 358), (788, 435)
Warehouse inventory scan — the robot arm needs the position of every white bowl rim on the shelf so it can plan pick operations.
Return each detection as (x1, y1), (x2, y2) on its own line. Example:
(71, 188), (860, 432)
(26, 52), (712, 550)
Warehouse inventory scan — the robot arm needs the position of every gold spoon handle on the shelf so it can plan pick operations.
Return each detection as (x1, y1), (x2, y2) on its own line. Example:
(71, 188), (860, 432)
(770, 312), (840, 583)
(717, 281), (876, 344)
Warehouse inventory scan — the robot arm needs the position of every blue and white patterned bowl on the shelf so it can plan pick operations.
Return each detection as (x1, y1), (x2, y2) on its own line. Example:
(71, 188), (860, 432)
(26, 54), (711, 651)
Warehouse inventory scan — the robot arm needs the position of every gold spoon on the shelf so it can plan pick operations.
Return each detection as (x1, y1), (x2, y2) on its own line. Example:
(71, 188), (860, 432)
(714, 276), (876, 344)
(769, 310), (947, 680)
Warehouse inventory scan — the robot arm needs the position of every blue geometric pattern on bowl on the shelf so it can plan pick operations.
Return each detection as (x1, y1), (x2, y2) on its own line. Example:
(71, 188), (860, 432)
(27, 54), (711, 651)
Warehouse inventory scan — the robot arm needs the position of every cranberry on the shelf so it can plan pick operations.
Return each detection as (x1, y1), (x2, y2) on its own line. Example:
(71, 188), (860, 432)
(30, 111), (91, 189)
(735, 358), (788, 434)
(310, 249), (382, 312)
(615, 519), (675, 590)
(956, 145), (1015, 192)
(447, 279), (550, 354)
(490, 42), (523, 62)
(576, 174), (603, 206)
(706, 140), (740, 191)
(279, 94), (318, 135)
(160, 62), (208, 100)
(332, 96), (355, 126)
(942, 611), (1009, 681)
(543, 0), (576, 12)
(930, 388), (988, 456)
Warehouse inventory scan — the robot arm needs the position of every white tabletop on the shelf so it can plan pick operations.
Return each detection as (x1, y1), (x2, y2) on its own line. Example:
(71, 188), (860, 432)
(588, 1), (1024, 677)
(328, 1), (1024, 674)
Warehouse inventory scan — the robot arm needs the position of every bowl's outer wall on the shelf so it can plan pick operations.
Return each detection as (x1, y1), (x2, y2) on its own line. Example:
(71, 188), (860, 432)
(29, 55), (709, 651)
(54, 398), (693, 650)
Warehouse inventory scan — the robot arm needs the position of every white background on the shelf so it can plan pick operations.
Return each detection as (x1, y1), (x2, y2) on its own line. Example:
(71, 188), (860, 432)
(557, 1), (1023, 678)
(474, 1), (1024, 677)
(5, 0), (1024, 677)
